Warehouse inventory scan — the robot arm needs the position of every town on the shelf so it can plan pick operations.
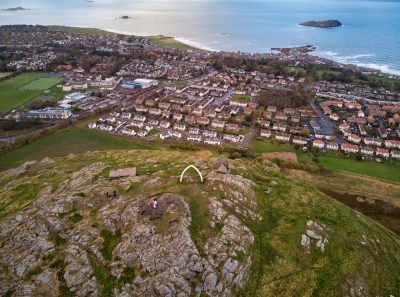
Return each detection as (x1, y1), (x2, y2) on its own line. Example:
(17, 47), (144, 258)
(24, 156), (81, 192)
(1, 25), (400, 163)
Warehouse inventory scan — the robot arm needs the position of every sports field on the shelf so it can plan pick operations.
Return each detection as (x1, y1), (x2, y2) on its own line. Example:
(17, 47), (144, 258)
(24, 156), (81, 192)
(19, 77), (63, 91)
(0, 73), (62, 113)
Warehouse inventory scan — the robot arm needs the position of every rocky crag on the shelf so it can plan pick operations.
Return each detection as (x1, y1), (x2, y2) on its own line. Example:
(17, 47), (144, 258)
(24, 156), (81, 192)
(0, 150), (399, 297)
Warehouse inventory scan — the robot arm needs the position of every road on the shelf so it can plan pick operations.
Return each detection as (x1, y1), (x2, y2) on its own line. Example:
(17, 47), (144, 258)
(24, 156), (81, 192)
(241, 128), (256, 148)
(310, 100), (346, 144)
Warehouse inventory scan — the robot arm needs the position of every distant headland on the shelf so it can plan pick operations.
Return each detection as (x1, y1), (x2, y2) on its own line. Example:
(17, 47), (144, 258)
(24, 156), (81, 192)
(300, 20), (342, 28)
(2, 7), (29, 11)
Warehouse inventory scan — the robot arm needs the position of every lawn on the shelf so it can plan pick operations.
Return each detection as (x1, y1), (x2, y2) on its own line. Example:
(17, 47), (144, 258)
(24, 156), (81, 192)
(0, 122), (162, 171)
(230, 94), (251, 103)
(148, 35), (201, 51)
(319, 156), (400, 183)
(254, 139), (296, 154)
(0, 73), (61, 113)
(19, 77), (63, 91)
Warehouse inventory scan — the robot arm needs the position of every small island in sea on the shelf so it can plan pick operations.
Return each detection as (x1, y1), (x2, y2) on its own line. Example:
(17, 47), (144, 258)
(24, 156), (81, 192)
(2, 7), (29, 11)
(300, 20), (342, 28)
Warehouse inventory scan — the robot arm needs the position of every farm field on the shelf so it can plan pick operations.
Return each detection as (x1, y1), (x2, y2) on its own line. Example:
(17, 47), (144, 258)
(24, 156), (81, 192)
(0, 121), (163, 171)
(319, 155), (400, 183)
(0, 73), (62, 113)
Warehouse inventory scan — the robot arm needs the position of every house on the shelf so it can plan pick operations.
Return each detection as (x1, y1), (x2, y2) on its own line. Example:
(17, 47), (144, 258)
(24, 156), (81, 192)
(263, 111), (274, 120)
(326, 142), (339, 151)
(203, 130), (217, 138)
(312, 140), (325, 149)
(148, 108), (162, 116)
(134, 114), (146, 122)
(226, 123), (240, 133)
(173, 124), (186, 131)
(204, 138), (222, 146)
(159, 121), (170, 129)
(185, 115), (196, 125)
(212, 120), (225, 129)
(159, 102), (171, 110)
(275, 133), (291, 142)
(162, 110), (171, 119)
(385, 139), (400, 149)
(135, 105), (148, 113)
(260, 129), (273, 138)
(130, 121), (144, 129)
(173, 113), (183, 121)
(272, 122), (287, 132)
(188, 128), (200, 135)
(329, 113), (340, 121)
(196, 117), (210, 126)
(223, 134), (241, 143)
(364, 137), (382, 147)
(376, 148), (390, 158)
(160, 131), (171, 140)
(121, 112), (132, 120)
(267, 106), (277, 113)
(291, 114), (301, 124)
(347, 134), (362, 144)
(391, 150), (400, 159)
(292, 136), (308, 145)
(187, 135), (202, 142)
(136, 130), (148, 138)
(347, 117), (366, 125)
(275, 112), (288, 121)
(345, 102), (362, 110)
(148, 119), (159, 126)
(341, 143), (359, 154)
(259, 120), (270, 128)
(358, 124), (367, 136)
(361, 147), (375, 156)
(170, 130), (183, 138)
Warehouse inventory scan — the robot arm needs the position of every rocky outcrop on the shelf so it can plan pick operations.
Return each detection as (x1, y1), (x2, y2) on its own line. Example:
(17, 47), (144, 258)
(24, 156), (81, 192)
(0, 160), (256, 297)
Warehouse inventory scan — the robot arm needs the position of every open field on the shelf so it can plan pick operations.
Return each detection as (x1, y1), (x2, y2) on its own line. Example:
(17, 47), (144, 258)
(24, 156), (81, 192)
(148, 35), (201, 51)
(254, 139), (297, 154)
(48, 25), (117, 36)
(0, 121), (163, 171)
(19, 77), (63, 91)
(319, 155), (400, 182)
(0, 73), (62, 113)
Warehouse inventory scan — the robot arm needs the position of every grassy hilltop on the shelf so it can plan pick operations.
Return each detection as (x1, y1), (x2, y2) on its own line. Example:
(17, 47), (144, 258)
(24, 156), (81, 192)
(0, 149), (399, 296)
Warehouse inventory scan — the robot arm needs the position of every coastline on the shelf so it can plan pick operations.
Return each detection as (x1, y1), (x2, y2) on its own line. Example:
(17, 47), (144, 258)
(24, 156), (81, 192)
(31, 25), (400, 76)
(102, 27), (400, 76)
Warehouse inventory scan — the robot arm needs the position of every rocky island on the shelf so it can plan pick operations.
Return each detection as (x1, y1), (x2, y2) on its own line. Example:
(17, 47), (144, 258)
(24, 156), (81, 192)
(2, 7), (29, 11)
(300, 20), (342, 28)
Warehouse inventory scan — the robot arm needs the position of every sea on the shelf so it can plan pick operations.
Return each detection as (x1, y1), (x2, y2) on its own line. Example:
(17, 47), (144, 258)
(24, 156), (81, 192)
(1, 0), (400, 75)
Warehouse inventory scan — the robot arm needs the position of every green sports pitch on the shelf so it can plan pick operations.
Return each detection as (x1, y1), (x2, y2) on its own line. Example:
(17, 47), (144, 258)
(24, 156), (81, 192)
(0, 73), (63, 113)
(19, 77), (63, 91)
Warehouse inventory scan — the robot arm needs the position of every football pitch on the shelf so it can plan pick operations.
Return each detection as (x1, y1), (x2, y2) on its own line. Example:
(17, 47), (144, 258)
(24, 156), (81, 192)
(19, 77), (63, 91)
(0, 73), (62, 113)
